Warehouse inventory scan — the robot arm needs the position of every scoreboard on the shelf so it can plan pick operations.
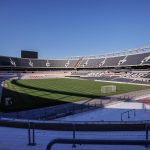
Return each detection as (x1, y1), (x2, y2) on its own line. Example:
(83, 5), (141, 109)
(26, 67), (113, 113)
(21, 50), (38, 59)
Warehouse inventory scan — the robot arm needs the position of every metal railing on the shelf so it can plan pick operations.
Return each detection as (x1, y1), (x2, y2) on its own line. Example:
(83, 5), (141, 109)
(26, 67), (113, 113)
(121, 109), (136, 121)
(46, 123), (149, 149)
(46, 139), (150, 150)
(27, 122), (36, 146)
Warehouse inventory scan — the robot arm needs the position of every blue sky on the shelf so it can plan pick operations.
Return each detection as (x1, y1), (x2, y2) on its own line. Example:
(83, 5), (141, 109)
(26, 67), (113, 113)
(0, 0), (150, 59)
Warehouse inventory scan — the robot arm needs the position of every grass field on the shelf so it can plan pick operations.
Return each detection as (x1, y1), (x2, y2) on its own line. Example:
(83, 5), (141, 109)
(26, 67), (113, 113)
(1, 78), (149, 112)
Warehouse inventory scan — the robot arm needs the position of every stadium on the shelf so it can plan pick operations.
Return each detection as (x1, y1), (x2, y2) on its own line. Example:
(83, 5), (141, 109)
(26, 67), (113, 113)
(0, 46), (150, 150)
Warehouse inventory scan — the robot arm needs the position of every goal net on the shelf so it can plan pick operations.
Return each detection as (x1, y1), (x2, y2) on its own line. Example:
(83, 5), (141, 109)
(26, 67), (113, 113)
(101, 85), (116, 93)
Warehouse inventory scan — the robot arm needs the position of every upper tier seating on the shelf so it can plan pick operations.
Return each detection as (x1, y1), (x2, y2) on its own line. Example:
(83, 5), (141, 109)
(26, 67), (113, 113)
(86, 58), (105, 68)
(144, 73), (150, 78)
(31, 59), (47, 67)
(141, 55), (150, 65)
(48, 60), (67, 68)
(120, 52), (150, 66)
(0, 56), (14, 67)
(102, 56), (125, 67)
(78, 59), (88, 67)
(0, 51), (150, 68)
(67, 60), (78, 68)
(73, 52), (150, 68)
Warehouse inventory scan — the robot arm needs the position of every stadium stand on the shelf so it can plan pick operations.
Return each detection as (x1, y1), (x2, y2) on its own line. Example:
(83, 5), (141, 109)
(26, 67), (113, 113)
(48, 59), (67, 68)
(121, 52), (150, 66)
(31, 59), (47, 68)
(0, 46), (149, 85)
(144, 73), (150, 78)
(0, 47), (150, 69)
(67, 59), (78, 68)
(0, 47), (150, 150)
(102, 56), (125, 67)
(69, 70), (150, 84)
(0, 56), (12, 67)
(141, 55), (150, 65)
(86, 58), (105, 68)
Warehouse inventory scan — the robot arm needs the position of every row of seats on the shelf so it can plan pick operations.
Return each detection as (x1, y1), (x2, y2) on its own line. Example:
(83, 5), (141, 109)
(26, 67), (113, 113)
(144, 73), (150, 78)
(123, 72), (147, 79)
(75, 70), (150, 84)
(0, 51), (150, 68)
(78, 52), (150, 68)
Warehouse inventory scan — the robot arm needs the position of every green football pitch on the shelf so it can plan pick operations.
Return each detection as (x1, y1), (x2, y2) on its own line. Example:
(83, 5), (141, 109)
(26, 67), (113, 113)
(1, 78), (149, 112)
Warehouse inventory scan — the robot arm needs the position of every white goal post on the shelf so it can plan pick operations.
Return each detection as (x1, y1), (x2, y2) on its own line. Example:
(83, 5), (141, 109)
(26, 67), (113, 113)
(101, 85), (116, 93)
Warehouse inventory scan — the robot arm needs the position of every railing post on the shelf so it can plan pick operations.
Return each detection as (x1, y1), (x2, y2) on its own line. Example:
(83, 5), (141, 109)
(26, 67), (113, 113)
(121, 113), (123, 121)
(121, 109), (136, 121)
(72, 123), (76, 148)
(145, 124), (149, 148)
(32, 123), (36, 145)
(128, 111), (130, 119)
(28, 122), (36, 146)
(28, 121), (31, 145)
(133, 109), (136, 117)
